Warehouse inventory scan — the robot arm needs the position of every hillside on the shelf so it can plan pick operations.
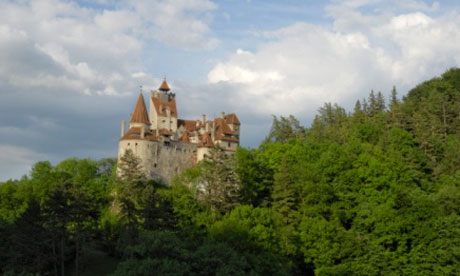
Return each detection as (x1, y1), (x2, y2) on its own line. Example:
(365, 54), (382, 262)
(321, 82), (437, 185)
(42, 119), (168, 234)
(2, 68), (460, 275)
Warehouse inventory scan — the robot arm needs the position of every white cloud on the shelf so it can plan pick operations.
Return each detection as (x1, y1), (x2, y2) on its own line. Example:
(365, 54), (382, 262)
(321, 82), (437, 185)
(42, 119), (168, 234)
(0, 0), (143, 96)
(207, 9), (460, 120)
(397, 0), (439, 12)
(0, 144), (46, 181)
(0, 0), (219, 98)
(127, 0), (220, 50)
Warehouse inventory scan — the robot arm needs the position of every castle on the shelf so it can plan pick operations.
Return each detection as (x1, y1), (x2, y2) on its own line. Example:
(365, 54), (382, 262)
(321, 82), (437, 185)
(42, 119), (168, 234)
(118, 80), (241, 183)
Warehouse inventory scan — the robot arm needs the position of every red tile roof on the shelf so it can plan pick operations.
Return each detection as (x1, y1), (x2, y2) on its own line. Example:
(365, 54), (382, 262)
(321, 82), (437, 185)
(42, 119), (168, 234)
(198, 132), (214, 148)
(130, 93), (151, 125)
(215, 118), (234, 135)
(151, 97), (178, 118)
(159, 129), (174, 136)
(218, 136), (239, 142)
(225, 113), (240, 125)
(180, 131), (191, 143)
(159, 79), (170, 91)
(178, 119), (198, 132)
(120, 127), (159, 141)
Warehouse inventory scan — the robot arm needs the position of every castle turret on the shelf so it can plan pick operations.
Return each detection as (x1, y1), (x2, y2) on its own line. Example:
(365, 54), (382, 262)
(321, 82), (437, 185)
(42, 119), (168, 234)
(149, 79), (178, 133)
(129, 93), (151, 129)
(118, 78), (240, 183)
(159, 79), (170, 92)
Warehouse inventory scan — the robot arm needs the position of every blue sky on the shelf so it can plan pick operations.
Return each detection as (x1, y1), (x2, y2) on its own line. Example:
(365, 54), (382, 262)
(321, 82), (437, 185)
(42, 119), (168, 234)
(1, 0), (460, 180)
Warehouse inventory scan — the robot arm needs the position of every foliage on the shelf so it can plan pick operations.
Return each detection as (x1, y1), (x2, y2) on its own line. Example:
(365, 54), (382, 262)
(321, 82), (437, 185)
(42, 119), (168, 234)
(195, 147), (241, 213)
(3, 68), (460, 275)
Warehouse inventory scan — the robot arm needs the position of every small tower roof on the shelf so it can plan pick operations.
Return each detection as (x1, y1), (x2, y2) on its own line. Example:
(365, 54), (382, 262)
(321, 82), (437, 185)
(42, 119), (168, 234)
(159, 79), (170, 92)
(130, 93), (150, 125)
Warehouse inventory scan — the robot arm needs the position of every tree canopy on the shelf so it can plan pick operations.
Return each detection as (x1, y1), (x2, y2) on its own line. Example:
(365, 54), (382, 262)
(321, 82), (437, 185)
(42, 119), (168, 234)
(3, 68), (460, 275)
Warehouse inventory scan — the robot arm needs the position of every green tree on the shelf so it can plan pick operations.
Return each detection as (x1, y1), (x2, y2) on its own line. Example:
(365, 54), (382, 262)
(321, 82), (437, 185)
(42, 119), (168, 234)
(197, 147), (241, 213)
(271, 158), (298, 255)
(114, 149), (147, 228)
(264, 115), (305, 143)
(235, 147), (273, 206)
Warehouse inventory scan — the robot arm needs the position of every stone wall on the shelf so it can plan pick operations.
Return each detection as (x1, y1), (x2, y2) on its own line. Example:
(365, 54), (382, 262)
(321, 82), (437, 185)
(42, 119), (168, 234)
(215, 140), (238, 151)
(118, 139), (197, 184)
(147, 141), (197, 183)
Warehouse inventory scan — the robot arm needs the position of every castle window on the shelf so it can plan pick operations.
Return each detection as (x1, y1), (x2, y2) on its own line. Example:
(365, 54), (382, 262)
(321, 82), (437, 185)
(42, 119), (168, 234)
(162, 120), (165, 123)
(228, 142), (231, 148)
(164, 141), (170, 146)
(128, 143), (130, 146)
(154, 163), (157, 168)
(135, 143), (138, 146)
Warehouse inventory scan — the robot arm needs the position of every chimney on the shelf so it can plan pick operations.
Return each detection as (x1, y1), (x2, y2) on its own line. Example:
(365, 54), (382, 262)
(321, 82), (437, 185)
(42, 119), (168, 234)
(221, 112), (225, 119)
(211, 121), (216, 140)
(121, 120), (125, 138)
(166, 108), (171, 130)
(141, 127), (145, 139)
(202, 114), (206, 124)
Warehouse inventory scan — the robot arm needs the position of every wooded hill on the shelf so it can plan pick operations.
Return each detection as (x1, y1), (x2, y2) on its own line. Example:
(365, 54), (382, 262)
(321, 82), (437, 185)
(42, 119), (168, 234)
(2, 68), (460, 275)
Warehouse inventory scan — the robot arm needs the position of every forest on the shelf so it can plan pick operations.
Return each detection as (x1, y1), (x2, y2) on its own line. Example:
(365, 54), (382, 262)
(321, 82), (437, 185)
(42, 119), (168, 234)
(2, 68), (460, 275)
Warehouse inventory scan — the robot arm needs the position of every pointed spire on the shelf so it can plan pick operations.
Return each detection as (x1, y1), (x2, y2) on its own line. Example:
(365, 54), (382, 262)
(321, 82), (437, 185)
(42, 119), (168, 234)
(159, 78), (170, 92)
(130, 93), (150, 125)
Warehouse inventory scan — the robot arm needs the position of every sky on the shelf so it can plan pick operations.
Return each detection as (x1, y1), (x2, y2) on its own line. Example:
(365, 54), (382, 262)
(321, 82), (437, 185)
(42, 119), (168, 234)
(1, 0), (460, 181)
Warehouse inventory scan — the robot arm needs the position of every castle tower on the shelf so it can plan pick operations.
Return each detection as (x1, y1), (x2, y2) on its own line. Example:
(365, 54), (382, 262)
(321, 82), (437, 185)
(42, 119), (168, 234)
(118, 92), (157, 179)
(118, 78), (241, 183)
(129, 93), (151, 129)
(159, 79), (170, 92)
(149, 79), (178, 133)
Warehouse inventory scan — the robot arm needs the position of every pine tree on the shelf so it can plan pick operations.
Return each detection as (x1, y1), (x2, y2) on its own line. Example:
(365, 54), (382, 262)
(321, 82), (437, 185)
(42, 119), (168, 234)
(264, 115), (305, 143)
(272, 158), (296, 222)
(114, 149), (147, 228)
(368, 90), (377, 116)
(390, 86), (398, 106)
(117, 149), (145, 183)
(353, 100), (366, 123)
(389, 86), (401, 125)
(197, 146), (241, 213)
(362, 98), (369, 115)
(271, 158), (297, 255)
(354, 100), (362, 114)
(376, 91), (386, 112)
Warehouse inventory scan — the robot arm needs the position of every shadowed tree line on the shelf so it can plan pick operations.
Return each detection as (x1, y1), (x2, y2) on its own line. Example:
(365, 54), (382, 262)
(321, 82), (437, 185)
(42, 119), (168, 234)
(3, 68), (460, 275)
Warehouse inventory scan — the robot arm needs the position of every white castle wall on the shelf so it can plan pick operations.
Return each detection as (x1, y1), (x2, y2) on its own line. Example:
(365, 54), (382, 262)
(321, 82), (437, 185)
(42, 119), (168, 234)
(118, 139), (197, 183)
(149, 93), (178, 132)
(215, 140), (238, 151)
(196, 147), (211, 161)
